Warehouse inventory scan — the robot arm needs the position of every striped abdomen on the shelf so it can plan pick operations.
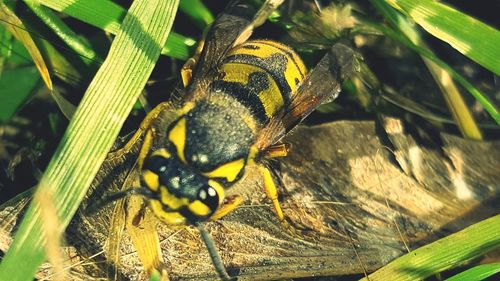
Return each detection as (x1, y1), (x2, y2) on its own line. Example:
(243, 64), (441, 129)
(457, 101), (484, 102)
(210, 40), (306, 124)
(175, 40), (305, 179)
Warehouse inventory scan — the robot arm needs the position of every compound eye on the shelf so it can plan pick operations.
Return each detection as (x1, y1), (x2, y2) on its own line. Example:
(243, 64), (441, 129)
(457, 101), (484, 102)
(198, 185), (219, 212)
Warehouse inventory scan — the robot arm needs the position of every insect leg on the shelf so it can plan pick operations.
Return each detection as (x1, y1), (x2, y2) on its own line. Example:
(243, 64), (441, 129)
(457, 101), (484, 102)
(209, 195), (244, 221)
(83, 186), (156, 215)
(137, 128), (154, 170)
(108, 102), (171, 158)
(181, 30), (206, 87)
(181, 57), (197, 88)
(258, 165), (285, 222)
(126, 188), (166, 279)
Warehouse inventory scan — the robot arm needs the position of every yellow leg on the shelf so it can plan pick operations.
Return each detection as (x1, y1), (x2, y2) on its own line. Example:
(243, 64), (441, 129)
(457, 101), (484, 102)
(138, 128), (154, 170)
(209, 195), (244, 221)
(181, 58), (197, 87)
(108, 102), (171, 159)
(181, 31), (206, 87)
(258, 165), (284, 222)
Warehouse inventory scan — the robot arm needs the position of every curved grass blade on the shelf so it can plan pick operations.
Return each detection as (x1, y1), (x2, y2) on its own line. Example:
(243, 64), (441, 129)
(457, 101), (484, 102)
(0, 1), (52, 90)
(179, 0), (214, 29)
(361, 214), (500, 281)
(0, 64), (40, 121)
(363, 20), (500, 125)
(0, 21), (12, 72)
(370, 0), (482, 139)
(445, 263), (500, 281)
(0, 17), (100, 86)
(0, 0), (179, 280)
(38, 0), (194, 60)
(423, 57), (482, 140)
(23, 0), (98, 64)
(383, 0), (500, 76)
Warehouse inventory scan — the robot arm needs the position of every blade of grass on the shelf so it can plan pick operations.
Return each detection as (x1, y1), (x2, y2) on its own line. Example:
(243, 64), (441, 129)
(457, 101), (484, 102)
(23, 0), (98, 64)
(360, 214), (500, 281)
(38, 0), (194, 60)
(0, 21), (12, 73)
(179, 0), (214, 29)
(423, 58), (482, 140)
(370, 0), (482, 139)
(0, 0), (52, 90)
(383, 0), (500, 76)
(0, 66), (40, 121)
(362, 20), (500, 125)
(0, 0), (179, 280)
(445, 263), (500, 281)
(6, 1), (80, 119)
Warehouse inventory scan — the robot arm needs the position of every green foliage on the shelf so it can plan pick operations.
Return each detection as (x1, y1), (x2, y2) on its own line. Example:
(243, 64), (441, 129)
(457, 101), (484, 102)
(0, 65), (39, 121)
(384, 0), (500, 76)
(24, 0), (98, 62)
(0, 29), (40, 121)
(36, 0), (195, 60)
(362, 215), (500, 281)
(446, 263), (500, 281)
(366, 0), (498, 128)
(0, 0), (179, 279)
(179, 0), (214, 29)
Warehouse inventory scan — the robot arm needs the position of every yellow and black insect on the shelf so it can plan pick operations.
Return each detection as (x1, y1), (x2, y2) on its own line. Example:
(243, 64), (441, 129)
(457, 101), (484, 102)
(142, 37), (307, 226)
(90, 1), (358, 280)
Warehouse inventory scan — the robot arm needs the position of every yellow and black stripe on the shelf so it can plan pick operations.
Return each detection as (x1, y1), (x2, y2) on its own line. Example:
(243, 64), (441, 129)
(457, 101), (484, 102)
(212, 40), (306, 123)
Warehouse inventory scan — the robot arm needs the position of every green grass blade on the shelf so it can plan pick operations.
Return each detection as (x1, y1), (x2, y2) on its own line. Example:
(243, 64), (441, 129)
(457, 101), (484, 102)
(364, 20), (500, 125)
(361, 215), (500, 281)
(0, 0), (179, 280)
(0, 20), (12, 73)
(370, 0), (482, 139)
(0, 65), (40, 121)
(23, 0), (98, 63)
(384, 0), (500, 76)
(38, 0), (194, 59)
(0, 1), (52, 89)
(445, 263), (500, 281)
(179, 0), (214, 29)
(160, 31), (196, 61)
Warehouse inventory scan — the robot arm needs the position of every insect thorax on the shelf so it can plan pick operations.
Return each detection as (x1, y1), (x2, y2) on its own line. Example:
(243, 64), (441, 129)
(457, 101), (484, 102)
(182, 98), (255, 175)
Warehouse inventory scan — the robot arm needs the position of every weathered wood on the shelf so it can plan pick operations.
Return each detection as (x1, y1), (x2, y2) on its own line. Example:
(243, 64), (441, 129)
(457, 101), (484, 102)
(1, 119), (498, 280)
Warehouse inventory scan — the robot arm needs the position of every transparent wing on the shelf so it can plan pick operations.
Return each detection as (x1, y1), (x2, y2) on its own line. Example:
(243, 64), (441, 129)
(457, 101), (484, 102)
(256, 43), (361, 151)
(187, 0), (284, 97)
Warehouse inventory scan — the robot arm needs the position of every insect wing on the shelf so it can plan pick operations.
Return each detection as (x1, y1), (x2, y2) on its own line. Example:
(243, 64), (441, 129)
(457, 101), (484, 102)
(256, 43), (360, 150)
(187, 1), (284, 97)
(187, 2), (255, 89)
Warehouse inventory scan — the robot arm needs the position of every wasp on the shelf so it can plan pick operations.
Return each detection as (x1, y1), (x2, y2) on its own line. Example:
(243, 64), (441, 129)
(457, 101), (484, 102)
(87, 0), (358, 280)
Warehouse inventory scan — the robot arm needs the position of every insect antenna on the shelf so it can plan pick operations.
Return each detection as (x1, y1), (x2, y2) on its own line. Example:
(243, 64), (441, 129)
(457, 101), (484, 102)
(84, 187), (156, 216)
(195, 222), (234, 281)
